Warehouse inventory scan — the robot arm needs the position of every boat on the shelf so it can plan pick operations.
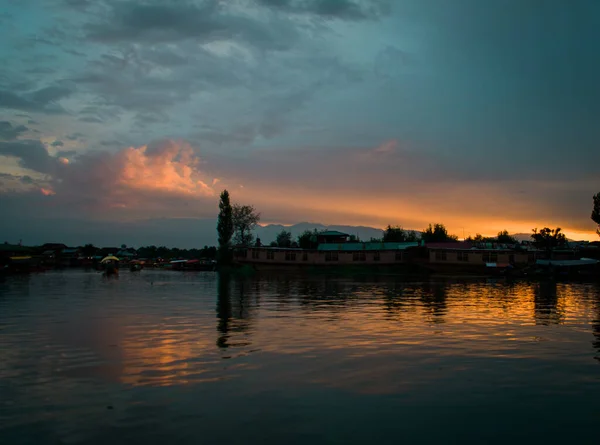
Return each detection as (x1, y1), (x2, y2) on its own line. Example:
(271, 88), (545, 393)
(100, 255), (120, 277)
(529, 258), (600, 280)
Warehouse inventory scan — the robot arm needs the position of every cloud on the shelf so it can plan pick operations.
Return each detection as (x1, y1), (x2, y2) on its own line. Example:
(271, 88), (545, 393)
(51, 140), (64, 147)
(0, 139), (222, 220)
(0, 139), (61, 174)
(84, 1), (298, 50)
(77, 116), (104, 123)
(0, 84), (74, 114)
(0, 121), (28, 140)
(255, 0), (391, 20)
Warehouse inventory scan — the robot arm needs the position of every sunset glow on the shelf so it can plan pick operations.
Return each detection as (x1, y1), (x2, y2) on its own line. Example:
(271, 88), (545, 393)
(0, 0), (598, 245)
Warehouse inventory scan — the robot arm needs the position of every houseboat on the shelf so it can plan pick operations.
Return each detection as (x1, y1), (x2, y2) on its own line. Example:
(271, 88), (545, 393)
(235, 230), (422, 271)
(234, 241), (421, 270)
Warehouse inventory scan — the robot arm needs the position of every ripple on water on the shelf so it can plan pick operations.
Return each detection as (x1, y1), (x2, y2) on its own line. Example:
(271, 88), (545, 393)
(1, 271), (600, 444)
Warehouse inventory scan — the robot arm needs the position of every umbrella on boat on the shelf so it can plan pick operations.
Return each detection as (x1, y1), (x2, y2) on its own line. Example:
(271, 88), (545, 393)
(101, 255), (120, 263)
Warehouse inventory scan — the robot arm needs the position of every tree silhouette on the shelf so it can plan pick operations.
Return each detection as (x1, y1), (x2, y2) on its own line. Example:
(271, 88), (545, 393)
(217, 190), (234, 263)
(421, 224), (458, 243)
(592, 192), (600, 237)
(232, 204), (260, 246)
(276, 229), (292, 247)
(531, 227), (567, 255)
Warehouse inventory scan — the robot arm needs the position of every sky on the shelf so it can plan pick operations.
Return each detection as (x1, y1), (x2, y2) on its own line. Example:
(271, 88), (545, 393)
(1, 0), (599, 247)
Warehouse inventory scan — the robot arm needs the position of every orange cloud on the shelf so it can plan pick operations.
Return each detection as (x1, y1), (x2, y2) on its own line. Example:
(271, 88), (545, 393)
(40, 187), (55, 196)
(117, 141), (215, 197)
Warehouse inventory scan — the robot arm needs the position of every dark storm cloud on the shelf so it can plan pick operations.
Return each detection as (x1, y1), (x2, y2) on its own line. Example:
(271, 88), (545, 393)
(0, 84), (74, 114)
(0, 139), (58, 173)
(71, 46), (242, 114)
(84, 1), (298, 50)
(0, 122), (28, 140)
(256, 0), (391, 20)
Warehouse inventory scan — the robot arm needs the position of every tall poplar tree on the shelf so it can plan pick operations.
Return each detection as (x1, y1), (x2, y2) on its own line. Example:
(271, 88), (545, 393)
(217, 190), (233, 263)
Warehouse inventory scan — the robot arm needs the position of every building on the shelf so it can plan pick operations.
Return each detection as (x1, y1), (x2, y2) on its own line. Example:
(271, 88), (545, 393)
(234, 241), (421, 269)
(316, 231), (351, 244)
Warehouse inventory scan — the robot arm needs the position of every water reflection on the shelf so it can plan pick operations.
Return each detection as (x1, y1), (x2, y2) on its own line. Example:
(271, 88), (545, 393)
(3, 271), (600, 445)
(419, 281), (448, 322)
(534, 281), (563, 325)
(216, 272), (232, 349)
(216, 273), (256, 351)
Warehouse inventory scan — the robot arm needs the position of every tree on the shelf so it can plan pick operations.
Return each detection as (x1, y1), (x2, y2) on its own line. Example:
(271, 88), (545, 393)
(298, 229), (319, 249)
(496, 230), (518, 244)
(81, 244), (97, 257)
(592, 192), (600, 237)
(276, 229), (292, 248)
(232, 204), (260, 246)
(421, 224), (458, 243)
(217, 190), (234, 262)
(531, 227), (567, 254)
(383, 225), (420, 242)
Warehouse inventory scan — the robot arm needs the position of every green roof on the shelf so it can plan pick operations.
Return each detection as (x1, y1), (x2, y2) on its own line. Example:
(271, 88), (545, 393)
(317, 242), (419, 251)
(319, 231), (350, 237)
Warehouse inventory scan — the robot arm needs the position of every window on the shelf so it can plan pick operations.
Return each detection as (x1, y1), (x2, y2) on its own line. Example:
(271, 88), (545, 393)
(457, 251), (469, 262)
(483, 253), (490, 262)
(302, 252), (308, 261)
(237, 249), (247, 259)
(325, 251), (338, 262)
(251, 250), (260, 259)
(395, 251), (403, 261)
(373, 252), (380, 261)
(285, 252), (296, 261)
(353, 251), (366, 261)
(509, 254), (515, 264)
(490, 253), (498, 262)
(528, 254), (535, 263)
(435, 251), (447, 261)
(267, 250), (275, 260)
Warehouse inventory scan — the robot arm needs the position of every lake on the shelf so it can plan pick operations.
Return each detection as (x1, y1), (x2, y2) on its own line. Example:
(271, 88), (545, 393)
(1, 270), (600, 444)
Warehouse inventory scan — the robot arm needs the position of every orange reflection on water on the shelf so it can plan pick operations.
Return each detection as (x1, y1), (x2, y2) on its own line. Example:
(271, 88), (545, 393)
(117, 324), (218, 387)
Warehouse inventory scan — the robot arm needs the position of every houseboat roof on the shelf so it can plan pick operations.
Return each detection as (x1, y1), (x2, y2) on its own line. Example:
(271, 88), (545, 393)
(317, 242), (419, 251)
(426, 242), (474, 250)
(319, 230), (350, 237)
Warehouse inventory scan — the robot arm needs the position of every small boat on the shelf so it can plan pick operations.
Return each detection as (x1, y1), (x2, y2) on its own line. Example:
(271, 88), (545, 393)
(100, 255), (120, 277)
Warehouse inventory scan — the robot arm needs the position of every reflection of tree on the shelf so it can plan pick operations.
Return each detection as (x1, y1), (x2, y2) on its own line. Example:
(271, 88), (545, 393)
(533, 280), (562, 325)
(216, 272), (231, 349)
(592, 284), (600, 362)
(420, 281), (448, 322)
(216, 273), (257, 350)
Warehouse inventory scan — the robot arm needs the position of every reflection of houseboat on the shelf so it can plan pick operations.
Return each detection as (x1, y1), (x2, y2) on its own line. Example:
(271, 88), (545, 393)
(170, 259), (217, 271)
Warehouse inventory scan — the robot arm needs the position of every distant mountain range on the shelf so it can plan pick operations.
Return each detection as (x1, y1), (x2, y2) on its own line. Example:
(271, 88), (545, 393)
(255, 222), (419, 244)
(255, 224), (541, 244)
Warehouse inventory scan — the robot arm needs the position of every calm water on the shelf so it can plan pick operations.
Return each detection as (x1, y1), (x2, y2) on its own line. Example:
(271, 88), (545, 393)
(1, 270), (600, 444)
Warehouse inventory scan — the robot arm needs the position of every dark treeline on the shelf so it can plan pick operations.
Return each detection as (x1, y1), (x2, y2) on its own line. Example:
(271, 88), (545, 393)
(136, 245), (217, 260)
(78, 244), (217, 260)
